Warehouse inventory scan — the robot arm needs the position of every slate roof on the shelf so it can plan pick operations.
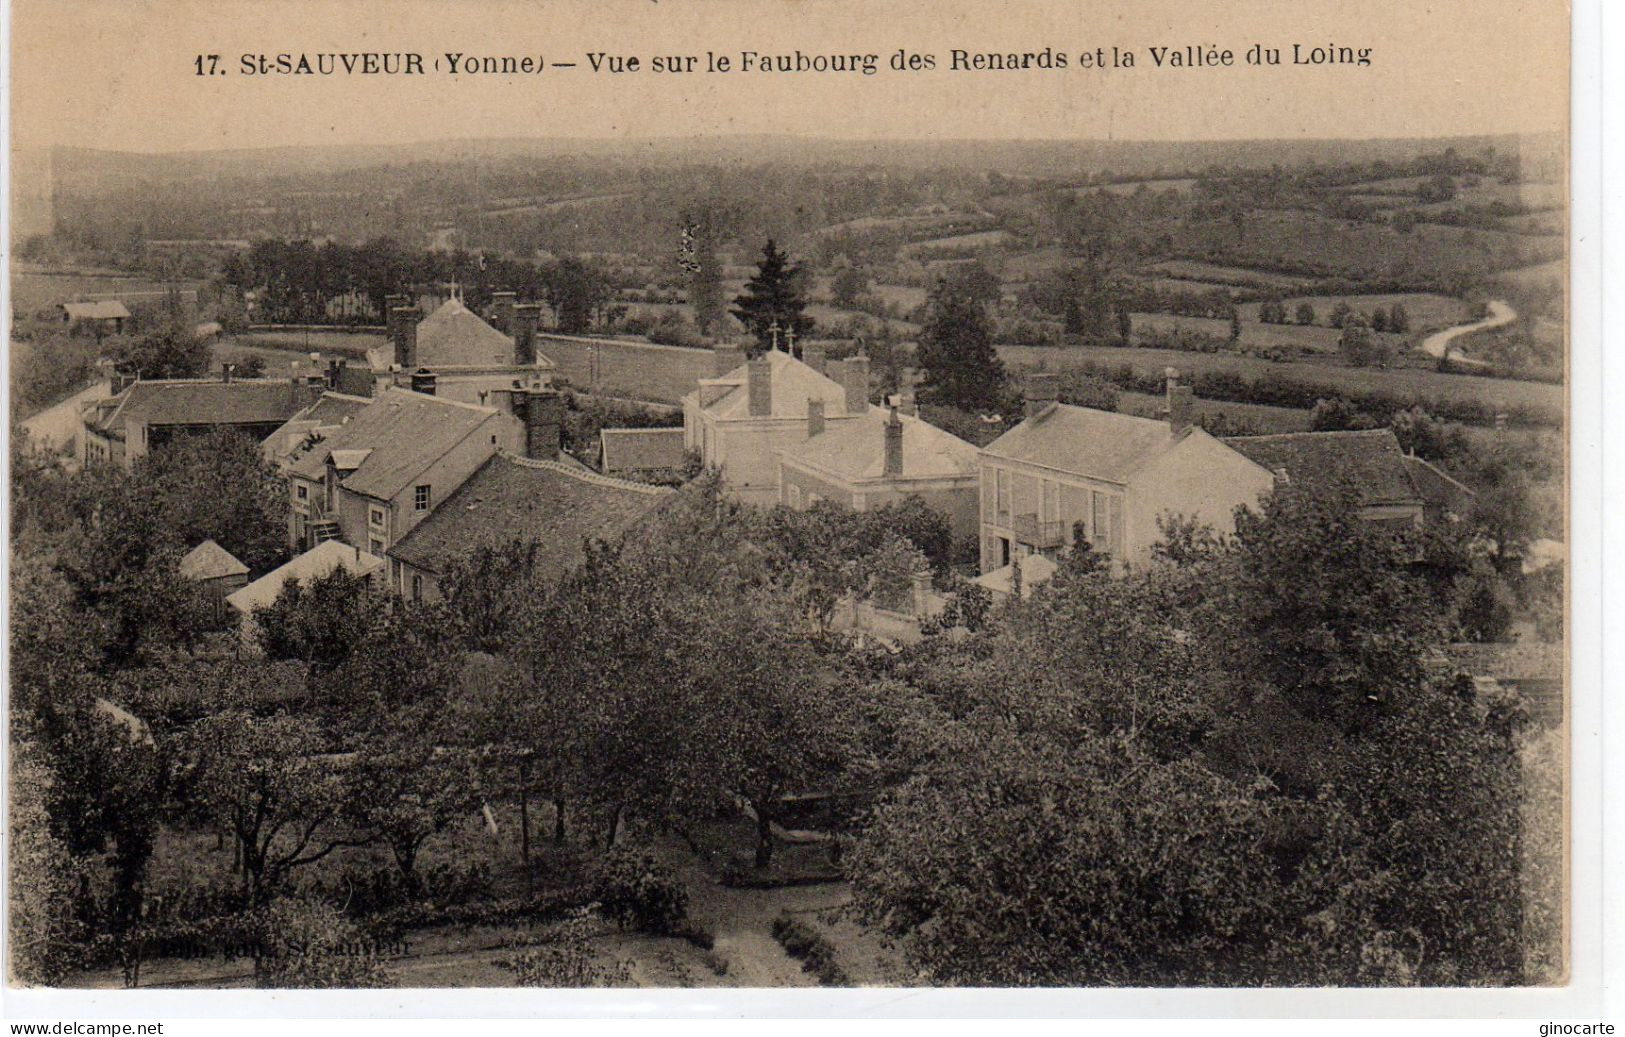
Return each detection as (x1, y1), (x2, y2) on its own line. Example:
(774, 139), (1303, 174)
(415, 297), (536, 368)
(387, 452), (674, 578)
(287, 388), (508, 501)
(1444, 642), (1563, 683)
(61, 300), (130, 320)
(781, 408), (978, 483)
(260, 392), (373, 467)
(1223, 429), (1422, 507)
(178, 539), (249, 582)
(971, 553), (1059, 598)
(226, 541), (385, 614)
(1403, 454), (1477, 514)
(599, 427), (687, 475)
(89, 379), (308, 433)
(691, 350), (859, 420)
(981, 403), (1188, 484)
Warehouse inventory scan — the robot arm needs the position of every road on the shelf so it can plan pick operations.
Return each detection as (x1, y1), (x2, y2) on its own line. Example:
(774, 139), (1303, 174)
(1418, 299), (1517, 368)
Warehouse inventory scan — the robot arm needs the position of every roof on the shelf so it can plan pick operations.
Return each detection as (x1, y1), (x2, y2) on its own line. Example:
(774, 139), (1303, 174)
(981, 403), (1187, 483)
(1444, 642), (1562, 683)
(689, 350), (858, 421)
(415, 297), (531, 368)
(387, 452), (674, 578)
(288, 387), (509, 501)
(260, 391), (373, 466)
(971, 553), (1059, 598)
(599, 427), (688, 475)
(226, 541), (385, 614)
(90, 379), (309, 433)
(60, 300), (130, 320)
(1223, 429), (1422, 507)
(781, 408), (978, 484)
(178, 539), (249, 581)
(1403, 455), (1477, 514)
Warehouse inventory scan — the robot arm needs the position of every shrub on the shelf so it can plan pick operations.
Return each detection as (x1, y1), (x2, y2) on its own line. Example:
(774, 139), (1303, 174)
(770, 913), (849, 986)
(251, 898), (394, 989)
(594, 848), (689, 936)
(495, 909), (631, 988)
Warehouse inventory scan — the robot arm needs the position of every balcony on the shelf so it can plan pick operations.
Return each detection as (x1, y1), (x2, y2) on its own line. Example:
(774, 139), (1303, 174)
(1012, 512), (1066, 549)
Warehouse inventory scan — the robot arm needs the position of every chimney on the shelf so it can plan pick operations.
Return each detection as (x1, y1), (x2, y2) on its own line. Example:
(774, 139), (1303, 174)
(384, 293), (410, 339)
(491, 291), (517, 335)
(520, 388), (564, 460)
(712, 344), (743, 378)
(842, 354), (870, 415)
(513, 303), (541, 365)
(410, 368), (437, 396)
(899, 366), (919, 417)
(391, 306), (418, 370)
(221, 362), (235, 384)
(747, 356), (773, 417)
(1165, 368), (1193, 434)
(806, 397), (825, 439)
(1023, 371), (1059, 419)
(803, 346), (826, 377)
(289, 360), (303, 408)
(883, 405), (904, 478)
(326, 358), (340, 388)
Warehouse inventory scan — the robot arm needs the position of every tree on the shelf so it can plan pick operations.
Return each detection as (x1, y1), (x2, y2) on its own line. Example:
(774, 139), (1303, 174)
(831, 265), (868, 309)
(1328, 301), (1354, 329)
(544, 256), (611, 335)
(137, 429), (288, 574)
(107, 319), (211, 380)
(1338, 315), (1387, 367)
(1296, 302), (1317, 326)
(438, 539), (543, 653)
(684, 212), (727, 337)
(1228, 308), (1242, 342)
(496, 910), (631, 987)
(915, 272), (1007, 413)
(731, 239), (814, 353)
(253, 567), (375, 676)
(251, 899), (393, 988)
(1389, 303), (1411, 334)
(1370, 307), (1390, 333)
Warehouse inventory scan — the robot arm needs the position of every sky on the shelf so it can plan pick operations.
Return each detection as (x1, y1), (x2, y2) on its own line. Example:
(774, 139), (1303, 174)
(9, 0), (1569, 154)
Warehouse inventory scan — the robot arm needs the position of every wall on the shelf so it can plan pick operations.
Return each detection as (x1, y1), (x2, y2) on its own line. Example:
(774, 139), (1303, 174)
(1125, 432), (1274, 568)
(22, 379), (110, 456)
(536, 334), (713, 404)
(713, 415), (864, 507)
(978, 456), (1124, 573)
(779, 463), (979, 540)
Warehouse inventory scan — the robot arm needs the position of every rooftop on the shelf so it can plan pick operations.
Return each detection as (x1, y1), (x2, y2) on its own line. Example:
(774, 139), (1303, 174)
(981, 403), (1189, 484)
(60, 300), (130, 320)
(1223, 428), (1422, 507)
(971, 553), (1059, 599)
(90, 379), (310, 434)
(388, 452), (674, 579)
(226, 540), (385, 614)
(781, 407), (978, 484)
(599, 427), (688, 475)
(690, 350), (858, 421)
(288, 387), (510, 501)
(413, 297), (553, 370)
(177, 539), (249, 582)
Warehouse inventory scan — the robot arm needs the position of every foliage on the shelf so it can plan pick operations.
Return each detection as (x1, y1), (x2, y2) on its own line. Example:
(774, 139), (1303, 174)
(107, 319), (213, 380)
(8, 752), (88, 985)
(136, 428), (289, 574)
(915, 268), (1007, 412)
(251, 898), (393, 989)
(253, 567), (376, 674)
(438, 539), (544, 653)
(495, 909), (630, 988)
(771, 913), (850, 985)
(593, 848), (689, 935)
(731, 238), (814, 352)
(543, 256), (613, 334)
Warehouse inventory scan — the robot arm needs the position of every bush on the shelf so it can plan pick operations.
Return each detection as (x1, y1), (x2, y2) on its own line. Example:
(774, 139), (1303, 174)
(495, 909), (631, 988)
(251, 898), (394, 989)
(770, 913), (849, 986)
(593, 848), (689, 936)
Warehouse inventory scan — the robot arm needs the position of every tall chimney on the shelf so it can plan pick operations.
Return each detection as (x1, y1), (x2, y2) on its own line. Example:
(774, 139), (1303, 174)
(384, 293), (410, 340)
(806, 397), (825, 439)
(1165, 368), (1193, 434)
(803, 346), (826, 377)
(1023, 371), (1059, 419)
(289, 360), (303, 409)
(492, 291), (517, 335)
(410, 368), (437, 396)
(391, 306), (418, 370)
(712, 344), (743, 378)
(842, 354), (870, 415)
(899, 366), (919, 417)
(513, 303), (541, 365)
(747, 356), (773, 417)
(883, 406), (904, 478)
(521, 388), (564, 460)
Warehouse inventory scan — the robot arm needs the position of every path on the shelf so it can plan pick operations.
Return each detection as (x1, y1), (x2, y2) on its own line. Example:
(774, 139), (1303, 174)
(1418, 299), (1516, 368)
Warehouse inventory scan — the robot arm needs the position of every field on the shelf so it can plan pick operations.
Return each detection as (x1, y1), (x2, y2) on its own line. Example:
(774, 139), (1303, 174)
(1144, 260), (1308, 290)
(997, 342), (1564, 426)
(1130, 311), (1401, 355)
(1234, 292), (1472, 334)
(1077, 178), (1198, 197)
(1115, 390), (1311, 433)
(12, 264), (208, 318)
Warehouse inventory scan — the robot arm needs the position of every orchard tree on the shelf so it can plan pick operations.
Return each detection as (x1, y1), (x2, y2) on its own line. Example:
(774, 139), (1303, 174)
(1296, 302), (1317, 326)
(731, 239), (814, 354)
(915, 270), (1007, 413)
(107, 319), (211, 380)
(831, 264), (868, 310)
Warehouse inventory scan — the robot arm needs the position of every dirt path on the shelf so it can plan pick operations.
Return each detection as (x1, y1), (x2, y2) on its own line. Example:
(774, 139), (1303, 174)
(1418, 299), (1516, 368)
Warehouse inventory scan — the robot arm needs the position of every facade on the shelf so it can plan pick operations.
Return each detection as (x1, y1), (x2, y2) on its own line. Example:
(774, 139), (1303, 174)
(682, 347), (872, 507)
(370, 293), (558, 406)
(977, 374), (1275, 574)
(81, 374), (318, 471)
(1223, 428), (1437, 528)
(283, 387), (530, 555)
(776, 399), (981, 539)
(387, 452), (674, 602)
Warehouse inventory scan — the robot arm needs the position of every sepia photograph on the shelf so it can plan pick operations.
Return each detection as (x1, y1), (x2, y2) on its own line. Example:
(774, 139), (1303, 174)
(1, 0), (1592, 1015)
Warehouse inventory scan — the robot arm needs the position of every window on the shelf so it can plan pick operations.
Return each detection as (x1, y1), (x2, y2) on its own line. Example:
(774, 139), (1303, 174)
(369, 538), (384, 557)
(369, 507), (385, 527)
(411, 574), (422, 601)
(296, 484), (307, 501)
(1091, 491), (1108, 540)
(414, 485), (431, 511)
(995, 469), (1010, 521)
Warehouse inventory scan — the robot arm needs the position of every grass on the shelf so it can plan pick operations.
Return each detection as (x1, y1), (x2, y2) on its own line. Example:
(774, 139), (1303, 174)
(1145, 260), (1309, 289)
(12, 265), (208, 318)
(1115, 390), (1311, 433)
(1131, 311), (1382, 355)
(1234, 292), (1471, 335)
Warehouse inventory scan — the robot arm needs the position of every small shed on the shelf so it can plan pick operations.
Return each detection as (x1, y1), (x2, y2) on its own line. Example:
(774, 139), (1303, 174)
(178, 539), (250, 619)
(58, 300), (130, 334)
(598, 427), (688, 483)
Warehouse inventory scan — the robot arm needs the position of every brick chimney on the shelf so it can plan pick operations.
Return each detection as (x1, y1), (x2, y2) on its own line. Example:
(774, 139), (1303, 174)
(289, 360), (304, 408)
(510, 303), (540, 366)
(712, 344), (743, 378)
(384, 293), (410, 339)
(807, 397), (825, 439)
(1165, 368), (1193, 434)
(747, 356), (773, 417)
(391, 306), (418, 369)
(883, 405), (904, 477)
(491, 291), (517, 335)
(803, 346), (826, 377)
(842, 354), (870, 415)
(898, 366), (919, 417)
(1023, 371), (1059, 419)
(517, 388), (564, 460)
(410, 368), (437, 396)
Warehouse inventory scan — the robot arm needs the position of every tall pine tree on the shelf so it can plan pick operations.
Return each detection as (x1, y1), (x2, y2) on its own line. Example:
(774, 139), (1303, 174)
(916, 271), (1007, 413)
(731, 239), (814, 355)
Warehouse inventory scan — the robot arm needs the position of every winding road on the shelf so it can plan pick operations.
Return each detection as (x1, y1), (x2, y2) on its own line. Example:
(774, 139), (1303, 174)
(1418, 299), (1517, 369)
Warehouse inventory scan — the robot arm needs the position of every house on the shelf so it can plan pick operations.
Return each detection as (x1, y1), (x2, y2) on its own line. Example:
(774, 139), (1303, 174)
(58, 300), (130, 334)
(1223, 428), (1447, 529)
(978, 372), (1275, 574)
(80, 368), (319, 470)
(387, 452), (675, 602)
(178, 539), (250, 619)
(283, 386), (549, 556)
(20, 375), (115, 459)
(260, 390), (373, 472)
(226, 540), (386, 652)
(682, 345), (872, 507)
(1402, 453), (1478, 525)
(776, 389), (981, 539)
(369, 291), (557, 406)
(598, 427), (689, 483)
(1441, 641), (1563, 726)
